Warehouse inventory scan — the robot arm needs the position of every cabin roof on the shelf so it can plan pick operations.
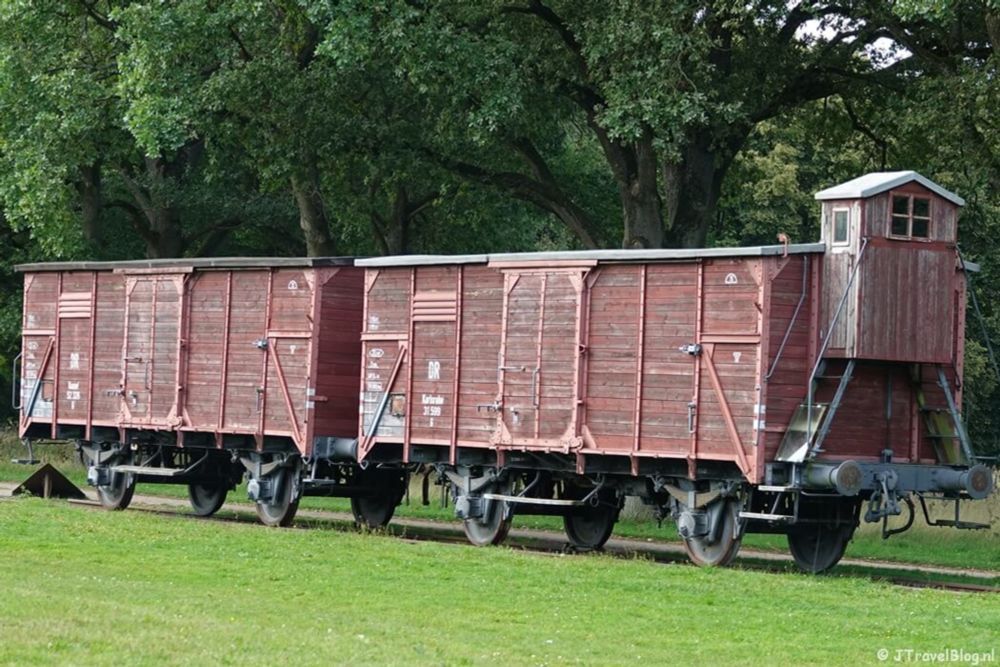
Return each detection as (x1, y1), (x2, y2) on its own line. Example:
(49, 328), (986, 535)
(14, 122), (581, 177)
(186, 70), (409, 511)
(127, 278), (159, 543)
(356, 243), (826, 267)
(814, 171), (965, 206)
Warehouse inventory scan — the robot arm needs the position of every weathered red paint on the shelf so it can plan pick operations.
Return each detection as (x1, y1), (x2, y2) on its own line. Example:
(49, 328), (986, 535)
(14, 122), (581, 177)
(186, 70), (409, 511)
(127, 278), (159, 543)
(18, 260), (363, 455)
(359, 234), (971, 481)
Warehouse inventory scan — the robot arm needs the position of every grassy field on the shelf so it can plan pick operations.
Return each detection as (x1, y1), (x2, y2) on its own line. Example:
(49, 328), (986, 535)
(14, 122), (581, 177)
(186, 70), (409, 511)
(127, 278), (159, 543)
(1, 497), (998, 666)
(2, 433), (998, 572)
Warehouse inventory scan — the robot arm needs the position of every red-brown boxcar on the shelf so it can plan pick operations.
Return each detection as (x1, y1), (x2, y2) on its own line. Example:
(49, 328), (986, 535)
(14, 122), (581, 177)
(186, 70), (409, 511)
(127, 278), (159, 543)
(355, 171), (992, 570)
(13, 257), (397, 525)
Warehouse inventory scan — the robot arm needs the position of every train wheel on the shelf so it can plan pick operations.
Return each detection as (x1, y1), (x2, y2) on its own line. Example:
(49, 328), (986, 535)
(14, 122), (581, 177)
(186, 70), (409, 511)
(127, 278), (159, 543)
(462, 483), (512, 547)
(96, 456), (135, 511)
(351, 467), (407, 529)
(682, 500), (742, 567)
(563, 489), (620, 550)
(255, 467), (300, 527)
(787, 526), (854, 574)
(188, 483), (228, 517)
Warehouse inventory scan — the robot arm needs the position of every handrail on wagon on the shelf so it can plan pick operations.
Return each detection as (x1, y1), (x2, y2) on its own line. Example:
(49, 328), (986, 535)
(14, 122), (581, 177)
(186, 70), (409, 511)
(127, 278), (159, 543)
(805, 237), (870, 452)
(11, 352), (22, 410)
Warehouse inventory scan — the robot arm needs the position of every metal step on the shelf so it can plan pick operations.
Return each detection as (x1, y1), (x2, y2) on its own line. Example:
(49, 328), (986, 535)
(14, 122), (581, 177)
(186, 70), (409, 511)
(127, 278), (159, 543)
(111, 464), (185, 477)
(925, 519), (990, 530)
(756, 485), (796, 493)
(739, 511), (795, 523)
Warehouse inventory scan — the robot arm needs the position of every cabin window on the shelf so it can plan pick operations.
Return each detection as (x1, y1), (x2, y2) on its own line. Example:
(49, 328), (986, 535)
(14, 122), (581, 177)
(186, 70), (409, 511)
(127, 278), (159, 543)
(832, 208), (849, 244)
(890, 194), (932, 240)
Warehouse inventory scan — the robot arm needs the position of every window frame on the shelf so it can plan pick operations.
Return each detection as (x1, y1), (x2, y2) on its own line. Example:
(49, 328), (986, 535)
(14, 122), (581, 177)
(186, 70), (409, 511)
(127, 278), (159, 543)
(831, 207), (851, 246)
(888, 192), (933, 241)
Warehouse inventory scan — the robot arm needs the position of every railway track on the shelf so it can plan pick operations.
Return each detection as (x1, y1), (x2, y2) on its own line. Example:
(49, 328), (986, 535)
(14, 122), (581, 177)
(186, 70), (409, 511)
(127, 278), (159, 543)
(5, 482), (991, 594)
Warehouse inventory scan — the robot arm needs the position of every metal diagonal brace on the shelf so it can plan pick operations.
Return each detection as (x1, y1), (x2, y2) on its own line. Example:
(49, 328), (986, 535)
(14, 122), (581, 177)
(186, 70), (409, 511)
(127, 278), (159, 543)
(935, 365), (976, 465)
(809, 359), (855, 457)
(359, 345), (408, 457)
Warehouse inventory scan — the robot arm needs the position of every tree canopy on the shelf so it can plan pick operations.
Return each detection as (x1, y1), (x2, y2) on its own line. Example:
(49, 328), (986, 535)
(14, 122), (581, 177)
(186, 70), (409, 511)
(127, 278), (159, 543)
(0, 0), (998, 451)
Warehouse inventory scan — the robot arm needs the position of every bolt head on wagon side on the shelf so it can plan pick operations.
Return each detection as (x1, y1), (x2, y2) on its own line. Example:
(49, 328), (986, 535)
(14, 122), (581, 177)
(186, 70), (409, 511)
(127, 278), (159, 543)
(354, 171), (993, 572)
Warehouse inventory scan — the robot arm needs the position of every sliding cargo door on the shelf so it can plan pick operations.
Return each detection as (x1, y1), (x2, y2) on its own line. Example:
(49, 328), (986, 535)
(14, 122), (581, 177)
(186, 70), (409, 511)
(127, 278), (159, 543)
(693, 259), (762, 479)
(495, 268), (588, 450)
(121, 274), (185, 427)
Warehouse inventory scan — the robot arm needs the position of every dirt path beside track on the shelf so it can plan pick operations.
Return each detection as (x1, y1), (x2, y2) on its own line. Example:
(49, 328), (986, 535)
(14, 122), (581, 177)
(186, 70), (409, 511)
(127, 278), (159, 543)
(2, 480), (997, 581)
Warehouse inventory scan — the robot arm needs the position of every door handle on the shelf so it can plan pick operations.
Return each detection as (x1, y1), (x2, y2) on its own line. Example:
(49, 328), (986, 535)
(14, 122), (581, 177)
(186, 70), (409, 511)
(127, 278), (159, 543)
(531, 367), (540, 408)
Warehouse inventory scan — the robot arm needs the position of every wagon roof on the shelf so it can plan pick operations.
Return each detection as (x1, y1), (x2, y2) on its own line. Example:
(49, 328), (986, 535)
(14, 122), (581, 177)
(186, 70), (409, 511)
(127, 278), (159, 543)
(355, 243), (827, 267)
(14, 256), (357, 272)
(814, 171), (965, 206)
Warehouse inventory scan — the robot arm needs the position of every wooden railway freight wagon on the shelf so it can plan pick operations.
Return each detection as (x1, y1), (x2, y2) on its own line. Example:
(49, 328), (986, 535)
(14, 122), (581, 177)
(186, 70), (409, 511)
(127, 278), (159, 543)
(356, 171), (993, 571)
(13, 257), (396, 526)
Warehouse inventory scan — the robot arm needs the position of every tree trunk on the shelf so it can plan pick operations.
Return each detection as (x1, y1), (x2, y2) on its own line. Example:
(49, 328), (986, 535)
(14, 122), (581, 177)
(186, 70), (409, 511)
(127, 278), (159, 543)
(371, 185), (439, 256)
(290, 165), (335, 257)
(662, 138), (729, 249)
(386, 184), (410, 255)
(117, 157), (185, 259)
(618, 131), (664, 249)
(142, 158), (184, 258)
(77, 163), (102, 247)
(145, 209), (184, 258)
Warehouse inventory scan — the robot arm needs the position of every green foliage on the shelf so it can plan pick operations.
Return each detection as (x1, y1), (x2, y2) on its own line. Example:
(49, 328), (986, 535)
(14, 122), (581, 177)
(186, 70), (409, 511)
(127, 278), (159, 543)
(0, 1), (999, 443)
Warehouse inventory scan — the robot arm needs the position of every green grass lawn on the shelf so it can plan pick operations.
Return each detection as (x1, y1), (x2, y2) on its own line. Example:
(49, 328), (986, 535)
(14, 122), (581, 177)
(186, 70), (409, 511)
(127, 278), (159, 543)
(1, 498), (998, 666)
(2, 434), (998, 572)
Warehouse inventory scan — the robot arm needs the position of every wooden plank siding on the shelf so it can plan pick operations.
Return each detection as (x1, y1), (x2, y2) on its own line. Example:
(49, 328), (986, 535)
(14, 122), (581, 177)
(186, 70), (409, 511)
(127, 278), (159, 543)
(360, 243), (972, 478)
(362, 257), (789, 481)
(19, 264), (363, 455)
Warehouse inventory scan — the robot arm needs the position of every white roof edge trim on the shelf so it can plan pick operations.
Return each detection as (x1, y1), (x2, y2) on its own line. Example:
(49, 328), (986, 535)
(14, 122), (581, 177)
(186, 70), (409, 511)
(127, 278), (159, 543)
(355, 243), (826, 267)
(814, 171), (965, 206)
(355, 254), (490, 267)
